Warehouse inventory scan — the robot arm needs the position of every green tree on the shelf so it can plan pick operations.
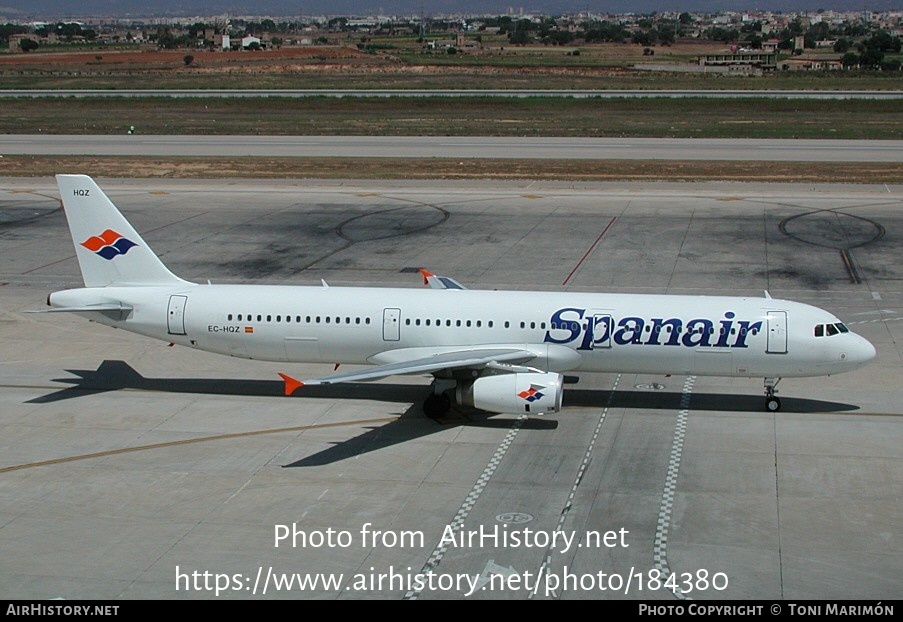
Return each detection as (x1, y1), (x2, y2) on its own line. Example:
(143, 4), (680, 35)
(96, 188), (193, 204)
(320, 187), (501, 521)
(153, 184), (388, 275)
(656, 25), (676, 45)
(841, 52), (859, 67)
(19, 38), (39, 52)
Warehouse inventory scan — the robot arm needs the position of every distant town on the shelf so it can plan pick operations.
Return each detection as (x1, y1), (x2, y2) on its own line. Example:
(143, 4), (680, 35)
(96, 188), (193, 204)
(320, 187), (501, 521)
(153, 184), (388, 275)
(2, 10), (901, 71)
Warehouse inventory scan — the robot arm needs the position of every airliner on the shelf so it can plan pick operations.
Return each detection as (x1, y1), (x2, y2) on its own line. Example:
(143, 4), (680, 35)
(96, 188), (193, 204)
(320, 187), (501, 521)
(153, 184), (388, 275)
(33, 175), (876, 417)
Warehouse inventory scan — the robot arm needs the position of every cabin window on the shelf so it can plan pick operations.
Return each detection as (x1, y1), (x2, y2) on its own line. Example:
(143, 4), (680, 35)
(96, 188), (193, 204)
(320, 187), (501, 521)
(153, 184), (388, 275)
(520, 322), (526, 329)
(257, 315), (262, 322)
(476, 320), (482, 328)
(325, 316), (331, 324)
(466, 320), (472, 327)
(505, 321), (510, 328)
(488, 321), (494, 328)
(355, 317), (361, 325)
(276, 315), (281, 322)
(227, 314), (233, 321)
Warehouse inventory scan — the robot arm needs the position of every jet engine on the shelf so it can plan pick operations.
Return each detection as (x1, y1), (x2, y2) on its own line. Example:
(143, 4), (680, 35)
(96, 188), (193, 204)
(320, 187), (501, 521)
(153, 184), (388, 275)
(456, 372), (564, 414)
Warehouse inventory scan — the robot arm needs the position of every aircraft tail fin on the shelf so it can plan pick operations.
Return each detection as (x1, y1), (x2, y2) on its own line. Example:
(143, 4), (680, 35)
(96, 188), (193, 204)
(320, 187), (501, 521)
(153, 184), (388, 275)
(56, 175), (190, 288)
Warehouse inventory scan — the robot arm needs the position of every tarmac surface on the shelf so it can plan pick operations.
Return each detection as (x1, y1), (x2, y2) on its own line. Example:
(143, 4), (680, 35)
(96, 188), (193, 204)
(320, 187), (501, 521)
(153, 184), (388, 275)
(2, 135), (903, 162)
(0, 177), (901, 600)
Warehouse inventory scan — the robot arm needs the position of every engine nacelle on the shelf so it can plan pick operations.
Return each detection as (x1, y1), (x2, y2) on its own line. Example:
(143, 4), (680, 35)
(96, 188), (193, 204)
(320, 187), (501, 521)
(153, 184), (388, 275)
(456, 372), (564, 415)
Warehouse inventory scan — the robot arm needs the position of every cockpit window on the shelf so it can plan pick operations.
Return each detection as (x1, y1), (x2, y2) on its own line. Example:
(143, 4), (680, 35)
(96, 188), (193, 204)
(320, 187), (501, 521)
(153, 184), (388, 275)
(815, 323), (850, 337)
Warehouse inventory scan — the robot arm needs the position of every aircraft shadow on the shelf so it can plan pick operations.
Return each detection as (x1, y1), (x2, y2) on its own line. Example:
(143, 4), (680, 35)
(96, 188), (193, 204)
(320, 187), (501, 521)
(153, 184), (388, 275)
(26, 360), (557, 466)
(27, 361), (859, 466)
(565, 388), (859, 413)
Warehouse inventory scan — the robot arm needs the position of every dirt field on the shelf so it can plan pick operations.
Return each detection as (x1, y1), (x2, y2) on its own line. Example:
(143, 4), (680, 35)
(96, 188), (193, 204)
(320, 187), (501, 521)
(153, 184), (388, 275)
(3, 155), (901, 183)
(0, 45), (372, 66)
(2, 42), (899, 182)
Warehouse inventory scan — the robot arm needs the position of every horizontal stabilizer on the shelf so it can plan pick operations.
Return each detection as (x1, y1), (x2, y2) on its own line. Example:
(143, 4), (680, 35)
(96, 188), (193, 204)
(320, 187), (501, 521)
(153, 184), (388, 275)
(26, 302), (133, 321)
(26, 303), (133, 314)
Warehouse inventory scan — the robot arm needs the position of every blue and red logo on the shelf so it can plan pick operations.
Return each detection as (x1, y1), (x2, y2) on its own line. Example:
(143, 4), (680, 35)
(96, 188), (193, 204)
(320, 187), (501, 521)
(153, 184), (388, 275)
(81, 229), (137, 260)
(518, 386), (545, 403)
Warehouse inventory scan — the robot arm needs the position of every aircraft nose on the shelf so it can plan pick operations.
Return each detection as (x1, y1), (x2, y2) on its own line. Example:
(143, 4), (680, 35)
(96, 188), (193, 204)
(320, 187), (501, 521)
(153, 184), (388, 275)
(849, 335), (877, 367)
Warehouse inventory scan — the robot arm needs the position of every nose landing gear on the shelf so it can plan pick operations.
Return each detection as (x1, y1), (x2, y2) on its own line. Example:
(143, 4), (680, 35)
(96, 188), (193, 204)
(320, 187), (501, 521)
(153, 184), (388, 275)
(764, 377), (782, 412)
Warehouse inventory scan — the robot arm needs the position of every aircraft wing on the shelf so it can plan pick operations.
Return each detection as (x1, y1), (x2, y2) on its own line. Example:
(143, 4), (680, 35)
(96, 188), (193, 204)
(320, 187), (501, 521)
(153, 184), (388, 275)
(306, 348), (535, 384)
(280, 348), (539, 395)
(418, 269), (467, 290)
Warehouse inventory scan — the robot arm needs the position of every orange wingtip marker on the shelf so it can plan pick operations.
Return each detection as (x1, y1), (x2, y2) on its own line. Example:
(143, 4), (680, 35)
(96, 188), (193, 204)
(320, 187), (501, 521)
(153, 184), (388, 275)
(278, 373), (304, 396)
(418, 268), (435, 285)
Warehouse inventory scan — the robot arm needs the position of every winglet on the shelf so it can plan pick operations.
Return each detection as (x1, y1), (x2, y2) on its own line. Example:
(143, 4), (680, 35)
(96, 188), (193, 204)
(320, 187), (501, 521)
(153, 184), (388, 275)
(278, 373), (304, 396)
(419, 269), (467, 290)
(418, 268), (435, 286)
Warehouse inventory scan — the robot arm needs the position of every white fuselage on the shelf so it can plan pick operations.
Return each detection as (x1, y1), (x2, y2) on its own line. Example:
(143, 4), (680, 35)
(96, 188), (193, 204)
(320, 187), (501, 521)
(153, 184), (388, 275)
(50, 284), (876, 379)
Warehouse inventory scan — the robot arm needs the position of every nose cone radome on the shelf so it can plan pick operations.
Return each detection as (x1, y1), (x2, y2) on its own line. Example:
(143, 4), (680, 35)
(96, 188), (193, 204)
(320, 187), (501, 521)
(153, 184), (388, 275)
(853, 336), (877, 367)
(837, 334), (877, 371)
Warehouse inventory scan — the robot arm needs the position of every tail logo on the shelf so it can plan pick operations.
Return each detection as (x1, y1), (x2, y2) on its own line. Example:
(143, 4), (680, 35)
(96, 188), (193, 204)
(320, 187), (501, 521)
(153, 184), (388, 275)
(518, 385), (545, 403)
(81, 229), (137, 260)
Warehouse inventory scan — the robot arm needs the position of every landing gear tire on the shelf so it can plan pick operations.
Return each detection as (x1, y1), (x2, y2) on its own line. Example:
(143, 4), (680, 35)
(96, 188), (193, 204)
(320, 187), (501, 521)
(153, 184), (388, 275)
(423, 392), (451, 419)
(763, 377), (782, 413)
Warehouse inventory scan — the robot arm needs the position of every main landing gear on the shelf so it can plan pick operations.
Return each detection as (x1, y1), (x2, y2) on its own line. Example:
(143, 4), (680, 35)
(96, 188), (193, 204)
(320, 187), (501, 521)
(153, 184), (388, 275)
(423, 392), (451, 419)
(422, 378), (455, 419)
(764, 377), (782, 412)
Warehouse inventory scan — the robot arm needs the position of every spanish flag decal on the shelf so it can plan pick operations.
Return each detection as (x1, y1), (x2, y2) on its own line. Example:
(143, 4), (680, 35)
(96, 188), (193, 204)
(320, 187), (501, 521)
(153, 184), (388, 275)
(244, 326), (254, 334)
